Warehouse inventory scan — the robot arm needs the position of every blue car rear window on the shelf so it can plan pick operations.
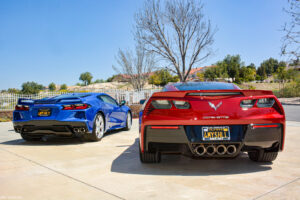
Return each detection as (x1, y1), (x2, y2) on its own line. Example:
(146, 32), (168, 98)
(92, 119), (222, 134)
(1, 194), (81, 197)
(164, 82), (238, 91)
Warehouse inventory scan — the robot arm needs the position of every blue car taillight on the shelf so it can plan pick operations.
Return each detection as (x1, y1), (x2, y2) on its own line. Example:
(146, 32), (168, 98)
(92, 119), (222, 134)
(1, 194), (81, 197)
(62, 104), (90, 110)
(15, 105), (29, 111)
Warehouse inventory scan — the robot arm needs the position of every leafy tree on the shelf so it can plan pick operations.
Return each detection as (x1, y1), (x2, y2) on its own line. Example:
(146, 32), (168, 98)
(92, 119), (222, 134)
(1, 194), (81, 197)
(213, 55), (243, 82)
(257, 58), (286, 79)
(247, 63), (256, 70)
(48, 82), (56, 91)
(21, 82), (44, 94)
(7, 88), (20, 94)
(240, 66), (256, 82)
(149, 69), (179, 86)
(275, 66), (288, 83)
(106, 75), (117, 82)
(196, 72), (205, 81)
(79, 72), (93, 86)
(256, 65), (267, 80)
(94, 79), (105, 83)
(204, 66), (221, 81)
(60, 84), (67, 90)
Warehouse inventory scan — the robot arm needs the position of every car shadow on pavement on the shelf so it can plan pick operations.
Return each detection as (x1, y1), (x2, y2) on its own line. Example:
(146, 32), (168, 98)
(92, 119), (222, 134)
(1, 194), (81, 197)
(0, 137), (85, 146)
(111, 138), (273, 176)
(0, 129), (124, 146)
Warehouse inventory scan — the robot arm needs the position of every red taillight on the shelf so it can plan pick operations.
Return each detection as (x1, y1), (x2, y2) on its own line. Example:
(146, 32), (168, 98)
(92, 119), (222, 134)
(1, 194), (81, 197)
(62, 104), (89, 110)
(252, 124), (279, 129)
(151, 126), (179, 129)
(15, 105), (29, 111)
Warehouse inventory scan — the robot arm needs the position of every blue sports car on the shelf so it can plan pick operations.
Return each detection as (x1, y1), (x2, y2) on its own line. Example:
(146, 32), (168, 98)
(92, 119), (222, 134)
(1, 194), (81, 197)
(13, 93), (132, 141)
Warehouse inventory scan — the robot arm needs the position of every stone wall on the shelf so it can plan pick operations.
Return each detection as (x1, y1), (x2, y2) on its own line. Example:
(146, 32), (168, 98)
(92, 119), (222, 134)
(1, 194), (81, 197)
(0, 111), (13, 120)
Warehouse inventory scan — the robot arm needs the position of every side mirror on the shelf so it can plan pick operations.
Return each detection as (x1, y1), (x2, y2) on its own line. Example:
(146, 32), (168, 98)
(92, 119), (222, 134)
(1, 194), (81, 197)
(140, 99), (146, 105)
(119, 100), (126, 106)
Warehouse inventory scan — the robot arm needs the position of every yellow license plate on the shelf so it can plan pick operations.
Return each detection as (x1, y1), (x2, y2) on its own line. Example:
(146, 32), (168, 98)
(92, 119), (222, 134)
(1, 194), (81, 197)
(38, 109), (51, 117)
(202, 126), (230, 141)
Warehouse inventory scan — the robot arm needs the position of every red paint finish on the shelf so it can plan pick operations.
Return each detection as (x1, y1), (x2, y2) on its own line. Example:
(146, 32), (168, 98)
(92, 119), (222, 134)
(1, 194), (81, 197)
(139, 89), (286, 152)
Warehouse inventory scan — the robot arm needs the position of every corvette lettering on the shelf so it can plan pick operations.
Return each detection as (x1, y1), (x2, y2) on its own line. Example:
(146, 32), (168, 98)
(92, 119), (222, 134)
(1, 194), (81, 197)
(203, 116), (229, 119)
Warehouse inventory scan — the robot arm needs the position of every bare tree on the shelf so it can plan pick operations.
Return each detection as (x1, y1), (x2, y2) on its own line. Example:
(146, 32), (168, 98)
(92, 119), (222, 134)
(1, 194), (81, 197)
(281, 0), (300, 61)
(113, 43), (155, 90)
(135, 0), (215, 82)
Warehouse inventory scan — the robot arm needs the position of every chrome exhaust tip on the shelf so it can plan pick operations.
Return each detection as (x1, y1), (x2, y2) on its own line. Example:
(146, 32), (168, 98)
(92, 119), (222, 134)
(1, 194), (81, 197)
(73, 128), (79, 133)
(79, 128), (86, 133)
(227, 145), (237, 155)
(206, 145), (216, 156)
(216, 145), (227, 155)
(195, 145), (206, 156)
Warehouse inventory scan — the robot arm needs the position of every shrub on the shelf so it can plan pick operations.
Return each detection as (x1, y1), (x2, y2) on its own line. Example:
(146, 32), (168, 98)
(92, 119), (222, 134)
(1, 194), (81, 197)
(21, 82), (44, 94)
(273, 81), (300, 98)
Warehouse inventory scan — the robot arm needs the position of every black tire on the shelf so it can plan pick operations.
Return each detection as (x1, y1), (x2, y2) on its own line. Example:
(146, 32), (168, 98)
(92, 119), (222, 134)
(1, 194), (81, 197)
(21, 134), (41, 141)
(248, 150), (278, 162)
(124, 112), (132, 131)
(85, 113), (105, 142)
(139, 144), (161, 163)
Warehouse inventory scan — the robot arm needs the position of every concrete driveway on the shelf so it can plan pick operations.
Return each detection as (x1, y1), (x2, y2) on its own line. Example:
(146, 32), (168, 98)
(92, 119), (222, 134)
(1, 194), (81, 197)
(0, 119), (299, 200)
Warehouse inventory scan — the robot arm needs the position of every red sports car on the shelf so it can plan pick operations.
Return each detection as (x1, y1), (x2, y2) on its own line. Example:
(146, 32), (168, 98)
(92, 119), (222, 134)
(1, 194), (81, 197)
(139, 82), (285, 163)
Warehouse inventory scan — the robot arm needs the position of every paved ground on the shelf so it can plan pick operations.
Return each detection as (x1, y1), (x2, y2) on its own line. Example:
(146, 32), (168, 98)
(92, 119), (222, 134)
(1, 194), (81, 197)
(283, 105), (300, 122)
(0, 106), (299, 200)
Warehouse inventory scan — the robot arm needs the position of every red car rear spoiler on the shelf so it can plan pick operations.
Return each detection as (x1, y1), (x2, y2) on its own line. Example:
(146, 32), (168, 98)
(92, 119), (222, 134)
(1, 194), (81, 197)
(151, 90), (274, 98)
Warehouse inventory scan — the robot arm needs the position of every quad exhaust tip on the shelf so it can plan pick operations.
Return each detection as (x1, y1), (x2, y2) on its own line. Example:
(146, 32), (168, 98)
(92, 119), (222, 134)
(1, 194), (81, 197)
(73, 128), (79, 133)
(194, 144), (237, 156)
(73, 128), (86, 133)
(206, 145), (217, 156)
(195, 145), (206, 156)
(216, 145), (227, 155)
(226, 145), (237, 155)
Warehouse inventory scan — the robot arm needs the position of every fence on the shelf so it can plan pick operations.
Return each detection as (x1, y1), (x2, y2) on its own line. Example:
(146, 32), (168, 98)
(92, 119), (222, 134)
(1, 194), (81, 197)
(0, 89), (161, 111)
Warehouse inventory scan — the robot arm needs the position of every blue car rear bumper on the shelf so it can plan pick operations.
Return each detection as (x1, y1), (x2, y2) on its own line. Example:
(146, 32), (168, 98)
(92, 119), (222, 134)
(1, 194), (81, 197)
(13, 119), (91, 136)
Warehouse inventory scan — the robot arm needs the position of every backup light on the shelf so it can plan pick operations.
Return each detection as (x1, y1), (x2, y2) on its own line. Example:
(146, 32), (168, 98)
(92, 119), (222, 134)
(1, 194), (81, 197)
(257, 98), (275, 108)
(151, 100), (172, 109)
(240, 99), (255, 108)
(173, 100), (190, 109)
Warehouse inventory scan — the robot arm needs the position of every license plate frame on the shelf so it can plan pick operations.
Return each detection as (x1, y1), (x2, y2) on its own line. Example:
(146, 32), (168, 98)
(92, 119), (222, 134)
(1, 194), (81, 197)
(202, 126), (230, 141)
(37, 109), (51, 117)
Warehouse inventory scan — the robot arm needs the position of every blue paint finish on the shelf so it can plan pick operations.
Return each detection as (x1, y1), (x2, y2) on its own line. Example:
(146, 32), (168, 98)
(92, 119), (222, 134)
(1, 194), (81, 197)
(13, 93), (131, 133)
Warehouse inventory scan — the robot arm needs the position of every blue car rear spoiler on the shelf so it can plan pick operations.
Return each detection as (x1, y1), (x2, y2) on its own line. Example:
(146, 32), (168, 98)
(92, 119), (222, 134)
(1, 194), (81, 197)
(18, 97), (83, 105)
(17, 98), (35, 105)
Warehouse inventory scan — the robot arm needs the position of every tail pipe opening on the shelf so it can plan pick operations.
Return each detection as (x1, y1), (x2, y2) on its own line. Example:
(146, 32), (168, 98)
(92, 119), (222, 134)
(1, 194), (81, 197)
(206, 145), (217, 156)
(216, 145), (227, 155)
(227, 145), (237, 155)
(195, 145), (206, 156)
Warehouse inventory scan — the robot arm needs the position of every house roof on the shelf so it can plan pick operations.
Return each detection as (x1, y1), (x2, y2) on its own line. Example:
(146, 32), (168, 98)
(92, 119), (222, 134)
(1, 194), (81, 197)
(188, 65), (215, 75)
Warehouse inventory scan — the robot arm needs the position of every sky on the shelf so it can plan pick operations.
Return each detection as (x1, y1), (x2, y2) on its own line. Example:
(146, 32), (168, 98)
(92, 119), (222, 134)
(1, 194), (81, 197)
(0, 0), (291, 90)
